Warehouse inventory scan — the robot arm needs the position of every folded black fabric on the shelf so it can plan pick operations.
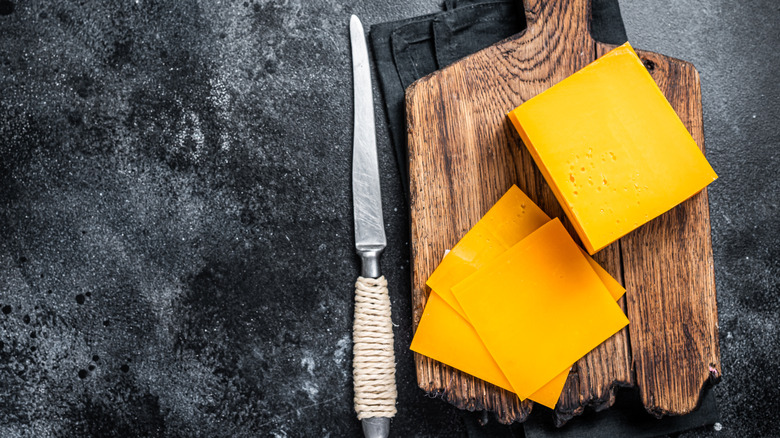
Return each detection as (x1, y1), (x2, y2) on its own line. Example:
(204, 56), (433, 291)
(432, 1), (526, 68)
(371, 16), (440, 190)
(369, 0), (627, 195)
(522, 386), (719, 438)
(590, 0), (628, 46)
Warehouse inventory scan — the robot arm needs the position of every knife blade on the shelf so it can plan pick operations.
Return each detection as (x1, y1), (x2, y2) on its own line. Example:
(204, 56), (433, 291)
(352, 15), (386, 269)
(350, 14), (397, 438)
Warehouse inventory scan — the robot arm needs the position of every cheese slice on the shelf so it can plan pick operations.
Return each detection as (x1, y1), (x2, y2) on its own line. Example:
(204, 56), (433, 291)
(453, 219), (629, 399)
(411, 292), (569, 408)
(414, 186), (624, 408)
(427, 185), (624, 320)
(411, 243), (621, 407)
(508, 42), (717, 254)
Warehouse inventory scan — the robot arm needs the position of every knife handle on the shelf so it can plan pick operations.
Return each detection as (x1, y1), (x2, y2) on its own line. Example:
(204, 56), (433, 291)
(353, 275), (396, 437)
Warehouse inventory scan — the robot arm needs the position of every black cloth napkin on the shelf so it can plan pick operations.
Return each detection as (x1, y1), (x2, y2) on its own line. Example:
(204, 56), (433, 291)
(369, 1), (720, 436)
(522, 387), (718, 438)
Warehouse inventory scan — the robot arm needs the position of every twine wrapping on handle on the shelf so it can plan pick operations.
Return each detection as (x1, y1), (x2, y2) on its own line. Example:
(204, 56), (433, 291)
(353, 276), (397, 420)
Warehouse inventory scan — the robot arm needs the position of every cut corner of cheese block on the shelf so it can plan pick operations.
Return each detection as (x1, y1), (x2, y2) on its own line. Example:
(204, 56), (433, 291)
(577, 226), (600, 255)
(601, 41), (636, 61)
(581, 168), (717, 253)
(579, 169), (718, 254)
(584, 240), (606, 255)
(506, 108), (523, 134)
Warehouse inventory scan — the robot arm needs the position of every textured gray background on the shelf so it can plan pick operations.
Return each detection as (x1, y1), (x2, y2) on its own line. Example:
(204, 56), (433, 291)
(0, 0), (777, 437)
(620, 1), (780, 436)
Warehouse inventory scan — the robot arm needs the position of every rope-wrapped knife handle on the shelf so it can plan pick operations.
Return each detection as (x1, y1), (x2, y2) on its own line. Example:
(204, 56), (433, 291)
(353, 275), (397, 424)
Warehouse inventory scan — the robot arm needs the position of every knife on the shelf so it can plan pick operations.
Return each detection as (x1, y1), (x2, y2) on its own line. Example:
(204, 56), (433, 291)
(350, 14), (397, 438)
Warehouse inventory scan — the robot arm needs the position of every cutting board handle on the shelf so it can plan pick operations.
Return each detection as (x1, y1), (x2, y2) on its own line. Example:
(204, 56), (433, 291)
(521, 0), (591, 41)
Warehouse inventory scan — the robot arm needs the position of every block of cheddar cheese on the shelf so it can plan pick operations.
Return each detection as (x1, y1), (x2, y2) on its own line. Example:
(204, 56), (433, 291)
(453, 219), (629, 400)
(508, 42), (717, 254)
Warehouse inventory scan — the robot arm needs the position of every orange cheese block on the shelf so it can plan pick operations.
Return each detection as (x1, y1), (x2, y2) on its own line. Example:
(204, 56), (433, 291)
(426, 185), (624, 320)
(453, 219), (629, 399)
(410, 293), (569, 408)
(508, 42), (717, 254)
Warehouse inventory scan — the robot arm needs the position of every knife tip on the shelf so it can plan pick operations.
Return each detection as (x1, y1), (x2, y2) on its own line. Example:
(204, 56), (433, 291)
(350, 14), (361, 28)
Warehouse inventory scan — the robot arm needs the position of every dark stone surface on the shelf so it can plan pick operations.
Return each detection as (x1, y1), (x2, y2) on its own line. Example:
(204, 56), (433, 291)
(0, 0), (776, 437)
(621, 2), (780, 437)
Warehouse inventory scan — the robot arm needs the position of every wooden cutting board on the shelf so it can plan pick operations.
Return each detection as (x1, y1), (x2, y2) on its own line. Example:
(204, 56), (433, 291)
(406, 0), (720, 425)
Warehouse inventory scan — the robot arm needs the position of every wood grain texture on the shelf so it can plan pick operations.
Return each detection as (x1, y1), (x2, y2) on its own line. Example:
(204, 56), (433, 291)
(406, 0), (719, 425)
(553, 243), (633, 427)
(615, 47), (722, 417)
